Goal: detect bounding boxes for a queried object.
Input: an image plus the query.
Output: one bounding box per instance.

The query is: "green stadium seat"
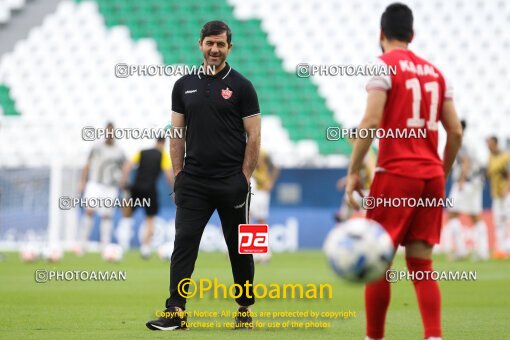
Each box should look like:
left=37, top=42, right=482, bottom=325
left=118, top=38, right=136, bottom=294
left=91, top=0, right=350, bottom=155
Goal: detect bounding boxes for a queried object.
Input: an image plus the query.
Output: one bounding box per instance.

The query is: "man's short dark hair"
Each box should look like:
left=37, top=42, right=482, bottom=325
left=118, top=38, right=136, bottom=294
left=488, top=136, right=498, bottom=144
left=381, top=3, right=414, bottom=42
left=200, top=21, right=232, bottom=44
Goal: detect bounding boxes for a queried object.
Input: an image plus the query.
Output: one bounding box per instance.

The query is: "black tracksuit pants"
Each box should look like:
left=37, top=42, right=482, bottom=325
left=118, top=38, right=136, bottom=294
left=166, top=170, right=254, bottom=309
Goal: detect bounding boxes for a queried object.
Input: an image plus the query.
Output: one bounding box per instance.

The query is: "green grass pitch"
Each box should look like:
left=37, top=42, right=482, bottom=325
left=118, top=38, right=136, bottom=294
left=1, top=251, right=509, bottom=339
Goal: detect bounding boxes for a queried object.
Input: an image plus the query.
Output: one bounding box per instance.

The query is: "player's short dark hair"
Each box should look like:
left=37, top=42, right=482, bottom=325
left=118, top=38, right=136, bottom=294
left=200, top=21, right=232, bottom=44
left=460, top=120, right=466, bottom=130
left=488, top=135, right=498, bottom=144
left=381, top=3, right=414, bottom=42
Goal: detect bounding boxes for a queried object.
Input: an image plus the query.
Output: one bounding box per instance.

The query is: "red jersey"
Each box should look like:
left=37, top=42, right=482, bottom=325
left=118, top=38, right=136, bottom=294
left=366, top=49, right=453, bottom=179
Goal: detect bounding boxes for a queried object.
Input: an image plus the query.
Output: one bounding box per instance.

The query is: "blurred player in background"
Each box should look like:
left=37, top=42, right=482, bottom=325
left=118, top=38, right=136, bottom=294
left=443, top=120, right=488, bottom=260
left=250, top=149, right=279, bottom=225
left=345, top=4, right=462, bottom=340
left=78, top=122, right=126, bottom=253
left=250, top=149, right=279, bottom=264
left=486, top=136, right=510, bottom=258
left=335, top=129, right=376, bottom=222
left=118, top=136, right=174, bottom=258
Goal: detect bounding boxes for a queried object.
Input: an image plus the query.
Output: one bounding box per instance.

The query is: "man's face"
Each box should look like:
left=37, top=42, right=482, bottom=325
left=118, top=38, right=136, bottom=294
left=199, top=32, right=231, bottom=68
left=105, top=125, right=114, bottom=144
left=487, top=138, right=498, bottom=154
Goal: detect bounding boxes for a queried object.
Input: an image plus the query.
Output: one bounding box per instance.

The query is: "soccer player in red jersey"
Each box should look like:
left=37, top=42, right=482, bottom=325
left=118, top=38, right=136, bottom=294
left=345, top=3, right=463, bottom=340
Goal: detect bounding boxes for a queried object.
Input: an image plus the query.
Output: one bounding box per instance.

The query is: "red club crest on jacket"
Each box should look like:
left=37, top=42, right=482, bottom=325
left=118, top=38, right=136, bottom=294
left=221, top=87, right=232, bottom=99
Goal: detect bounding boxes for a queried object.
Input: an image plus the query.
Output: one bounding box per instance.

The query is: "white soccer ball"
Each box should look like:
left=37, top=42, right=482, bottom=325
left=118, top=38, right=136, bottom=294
left=20, top=243, right=40, bottom=263
left=42, top=245, right=63, bottom=262
left=101, top=243, right=124, bottom=262
left=323, top=218, right=394, bottom=283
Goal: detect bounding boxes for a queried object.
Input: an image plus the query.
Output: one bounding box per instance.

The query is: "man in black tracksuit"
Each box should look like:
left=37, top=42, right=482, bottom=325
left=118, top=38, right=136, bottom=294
left=147, top=21, right=261, bottom=331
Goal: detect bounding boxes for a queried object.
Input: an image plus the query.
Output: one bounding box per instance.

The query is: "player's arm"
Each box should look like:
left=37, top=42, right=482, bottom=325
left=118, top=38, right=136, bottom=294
left=170, top=111, right=186, bottom=177
left=458, top=155, right=470, bottom=189
left=241, top=81, right=261, bottom=184
left=363, top=149, right=377, bottom=182
left=161, top=152, right=175, bottom=187
left=170, top=78, right=186, bottom=178
left=164, top=168, right=175, bottom=187
left=440, top=100, right=463, bottom=178
left=120, top=161, right=133, bottom=189
left=120, top=152, right=139, bottom=189
left=270, top=166, right=280, bottom=190
left=346, top=90, right=387, bottom=209
left=242, top=115, right=261, bottom=183
left=267, top=156, right=280, bottom=190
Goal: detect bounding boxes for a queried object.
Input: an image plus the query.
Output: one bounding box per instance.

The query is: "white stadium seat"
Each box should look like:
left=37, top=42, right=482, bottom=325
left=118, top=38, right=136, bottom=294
left=1, top=0, right=509, bottom=166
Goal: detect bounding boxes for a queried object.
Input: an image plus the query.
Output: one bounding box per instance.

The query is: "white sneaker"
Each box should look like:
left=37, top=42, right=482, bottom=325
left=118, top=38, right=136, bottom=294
left=140, top=244, right=152, bottom=259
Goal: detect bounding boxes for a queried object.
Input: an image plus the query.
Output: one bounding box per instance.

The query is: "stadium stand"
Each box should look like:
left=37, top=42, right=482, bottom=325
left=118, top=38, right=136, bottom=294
left=0, top=84, right=20, bottom=116
left=87, top=0, right=348, bottom=155
left=0, top=0, right=27, bottom=24
left=1, top=0, right=509, bottom=166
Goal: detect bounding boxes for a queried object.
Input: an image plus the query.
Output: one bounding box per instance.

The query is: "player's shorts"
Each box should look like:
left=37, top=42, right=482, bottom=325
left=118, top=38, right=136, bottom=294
left=366, top=172, right=445, bottom=247
left=130, top=187, right=159, bottom=217
left=250, top=189, right=270, bottom=220
left=83, top=181, right=119, bottom=217
left=447, top=180, right=483, bottom=215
